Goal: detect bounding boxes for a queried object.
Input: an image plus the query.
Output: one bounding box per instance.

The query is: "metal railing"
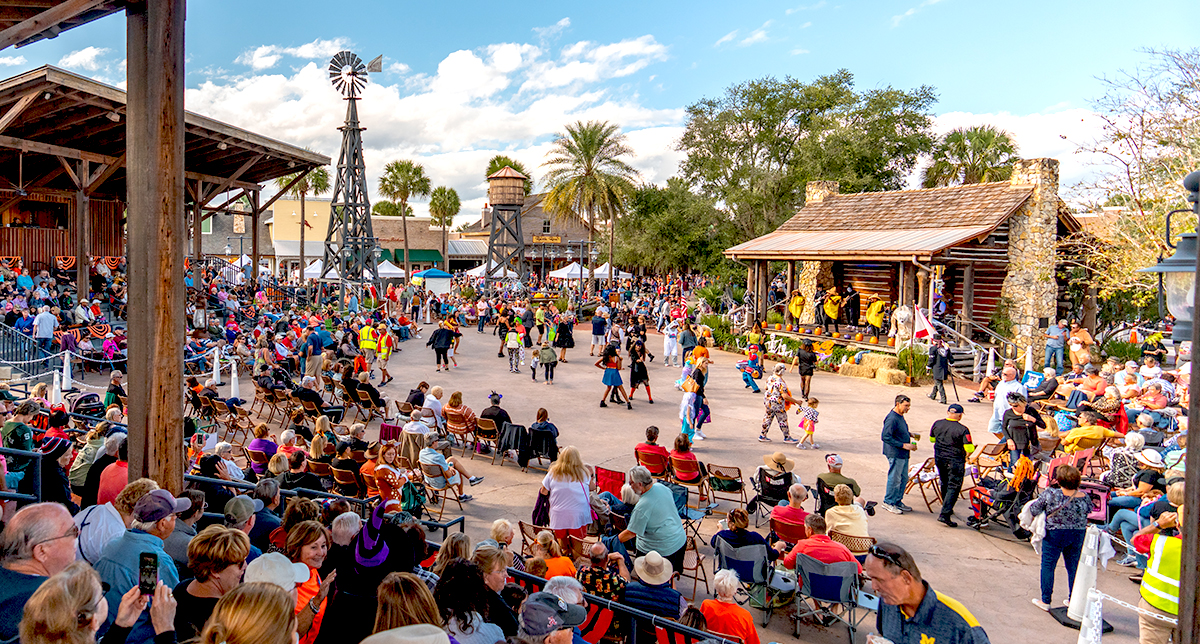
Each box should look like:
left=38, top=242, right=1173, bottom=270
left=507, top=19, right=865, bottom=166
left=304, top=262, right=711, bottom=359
left=950, top=313, right=1018, bottom=359
left=0, top=321, right=56, bottom=377
left=509, top=569, right=736, bottom=644
left=0, top=445, right=42, bottom=504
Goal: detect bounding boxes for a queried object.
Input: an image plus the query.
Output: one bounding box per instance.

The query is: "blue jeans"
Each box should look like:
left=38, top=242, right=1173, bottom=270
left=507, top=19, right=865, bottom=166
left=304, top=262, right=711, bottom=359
left=1125, top=408, right=1168, bottom=429
left=1106, top=509, right=1146, bottom=568
left=598, top=491, right=632, bottom=516
left=36, top=337, right=52, bottom=352
left=1044, top=345, right=1064, bottom=372
left=1040, top=528, right=1085, bottom=604
left=477, top=316, right=486, bottom=333
left=1108, top=495, right=1140, bottom=510
left=884, top=455, right=909, bottom=506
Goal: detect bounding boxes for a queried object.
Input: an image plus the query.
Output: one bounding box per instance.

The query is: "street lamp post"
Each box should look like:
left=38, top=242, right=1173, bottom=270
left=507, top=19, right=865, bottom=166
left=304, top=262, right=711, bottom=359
left=1139, top=168, right=1200, bottom=643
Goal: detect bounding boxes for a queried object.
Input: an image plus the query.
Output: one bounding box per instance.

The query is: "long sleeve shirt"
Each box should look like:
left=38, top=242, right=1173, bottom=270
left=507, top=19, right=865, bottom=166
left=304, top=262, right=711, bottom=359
left=881, top=410, right=910, bottom=459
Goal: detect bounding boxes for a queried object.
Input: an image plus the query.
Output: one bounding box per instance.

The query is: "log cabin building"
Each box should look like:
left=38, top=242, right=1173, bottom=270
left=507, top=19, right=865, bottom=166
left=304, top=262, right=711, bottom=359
left=725, top=158, right=1081, bottom=357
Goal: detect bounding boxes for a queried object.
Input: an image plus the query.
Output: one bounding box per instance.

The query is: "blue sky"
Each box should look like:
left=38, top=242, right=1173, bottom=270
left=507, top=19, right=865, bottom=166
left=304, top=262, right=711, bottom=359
left=1, top=0, right=1193, bottom=224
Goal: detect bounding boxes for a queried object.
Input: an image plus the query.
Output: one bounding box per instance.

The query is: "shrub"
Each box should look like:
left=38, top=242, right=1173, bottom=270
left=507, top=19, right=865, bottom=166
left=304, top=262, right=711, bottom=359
left=896, top=345, right=928, bottom=381
left=1102, top=339, right=1142, bottom=363
left=766, top=311, right=785, bottom=326
left=555, top=296, right=570, bottom=313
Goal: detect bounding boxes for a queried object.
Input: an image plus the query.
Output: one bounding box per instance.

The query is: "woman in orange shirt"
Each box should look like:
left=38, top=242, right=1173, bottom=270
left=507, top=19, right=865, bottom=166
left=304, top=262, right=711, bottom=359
left=287, top=520, right=335, bottom=644
left=701, top=569, right=761, bottom=644
left=531, top=529, right=576, bottom=578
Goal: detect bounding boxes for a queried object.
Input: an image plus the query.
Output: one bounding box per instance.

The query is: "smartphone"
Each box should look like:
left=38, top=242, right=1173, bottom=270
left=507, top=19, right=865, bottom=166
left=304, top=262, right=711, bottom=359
left=138, top=552, right=157, bottom=595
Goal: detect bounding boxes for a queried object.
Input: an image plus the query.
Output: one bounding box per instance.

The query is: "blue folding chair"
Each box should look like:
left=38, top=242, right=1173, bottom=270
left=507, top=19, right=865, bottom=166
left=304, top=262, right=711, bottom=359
left=793, top=554, right=873, bottom=642
left=712, top=537, right=794, bottom=626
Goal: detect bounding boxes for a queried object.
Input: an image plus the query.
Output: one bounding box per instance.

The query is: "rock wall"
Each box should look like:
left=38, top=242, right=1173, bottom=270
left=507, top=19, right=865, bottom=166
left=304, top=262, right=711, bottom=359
left=796, top=261, right=834, bottom=324
left=1000, top=158, right=1060, bottom=359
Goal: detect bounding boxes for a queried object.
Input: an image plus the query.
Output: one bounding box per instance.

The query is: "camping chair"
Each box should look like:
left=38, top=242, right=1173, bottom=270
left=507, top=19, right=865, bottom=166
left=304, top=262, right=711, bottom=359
left=750, top=468, right=793, bottom=527
left=330, top=466, right=362, bottom=498
left=827, top=530, right=876, bottom=565
left=711, top=536, right=787, bottom=626
left=815, top=476, right=837, bottom=515
left=706, top=464, right=747, bottom=513
left=904, top=457, right=942, bottom=512
left=517, top=520, right=546, bottom=557
left=770, top=516, right=808, bottom=548
left=634, top=449, right=671, bottom=480
left=793, top=554, right=872, bottom=642
left=419, top=461, right=464, bottom=521
left=473, top=417, right=501, bottom=463
left=678, top=536, right=709, bottom=602
left=355, top=389, right=386, bottom=423
left=595, top=466, right=625, bottom=497
left=670, top=455, right=711, bottom=509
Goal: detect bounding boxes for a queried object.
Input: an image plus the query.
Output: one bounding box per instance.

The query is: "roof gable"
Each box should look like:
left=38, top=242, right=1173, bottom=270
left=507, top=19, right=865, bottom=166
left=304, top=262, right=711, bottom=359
left=778, top=181, right=1034, bottom=232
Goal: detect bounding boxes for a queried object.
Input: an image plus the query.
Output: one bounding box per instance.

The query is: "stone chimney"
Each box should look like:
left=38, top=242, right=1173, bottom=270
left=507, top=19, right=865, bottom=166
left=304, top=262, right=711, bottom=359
left=805, top=181, right=839, bottom=204
left=1000, top=158, right=1061, bottom=357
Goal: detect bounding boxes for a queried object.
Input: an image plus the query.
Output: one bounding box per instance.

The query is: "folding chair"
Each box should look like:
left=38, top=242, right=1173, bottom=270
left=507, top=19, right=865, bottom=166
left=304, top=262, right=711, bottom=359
left=330, top=466, right=362, bottom=497
left=706, top=464, right=747, bottom=513
left=473, top=417, right=501, bottom=463
left=568, top=534, right=599, bottom=561
left=321, top=376, right=339, bottom=405
left=968, top=443, right=1008, bottom=485
left=770, top=516, right=808, bottom=547
left=341, top=383, right=365, bottom=420
left=251, top=385, right=272, bottom=417
left=245, top=448, right=270, bottom=472
left=351, top=450, right=367, bottom=464
left=711, top=536, right=788, bottom=626
left=355, top=389, right=386, bottom=423
left=595, top=466, right=625, bottom=497
left=1038, top=436, right=1062, bottom=458
left=750, top=468, right=792, bottom=527
left=443, top=406, right=475, bottom=456
left=814, top=476, right=837, bottom=515
left=678, top=536, right=709, bottom=601
left=395, top=401, right=414, bottom=422
left=634, top=449, right=671, bottom=480
left=904, top=457, right=942, bottom=513
left=793, top=554, right=871, bottom=642
left=827, top=530, right=876, bottom=565
left=419, top=461, right=464, bottom=521
left=517, top=520, right=546, bottom=557
left=670, top=455, right=711, bottom=509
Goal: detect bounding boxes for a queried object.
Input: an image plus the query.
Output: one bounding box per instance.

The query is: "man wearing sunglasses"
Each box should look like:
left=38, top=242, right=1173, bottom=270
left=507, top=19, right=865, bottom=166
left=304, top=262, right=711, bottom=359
left=0, top=503, right=80, bottom=640
left=864, top=543, right=990, bottom=643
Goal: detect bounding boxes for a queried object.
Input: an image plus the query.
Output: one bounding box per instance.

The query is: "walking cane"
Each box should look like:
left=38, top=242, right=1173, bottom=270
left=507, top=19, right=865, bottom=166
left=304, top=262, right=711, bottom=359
left=949, top=368, right=960, bottom=402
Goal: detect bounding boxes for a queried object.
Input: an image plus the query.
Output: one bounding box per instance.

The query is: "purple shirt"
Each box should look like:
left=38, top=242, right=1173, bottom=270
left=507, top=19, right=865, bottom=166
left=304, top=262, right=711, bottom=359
left=247, top=438, right=278, bottom=475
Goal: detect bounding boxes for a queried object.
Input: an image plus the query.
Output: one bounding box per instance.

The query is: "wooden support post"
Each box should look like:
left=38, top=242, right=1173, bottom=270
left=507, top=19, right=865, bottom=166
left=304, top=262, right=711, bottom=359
left=898, top=263, right=908, bottom=305
left=785, top=261, right=795, bottom=325
left=192, top=180, right=203, bottom=261
left=73, top=160, right=88, bottom=294
left=126, top=0, right=185, bottom=493
left=961, top=263, right=975, bottom=341
left=758, top=260, right=769, bottom=323
left=251, top=191, right=260, bottom=284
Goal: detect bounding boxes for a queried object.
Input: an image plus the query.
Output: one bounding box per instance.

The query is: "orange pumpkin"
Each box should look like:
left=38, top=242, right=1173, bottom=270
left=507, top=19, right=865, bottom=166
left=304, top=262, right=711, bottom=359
left=813, top=328, right=822, bottom=336
left=832, top=332, right=841, bottom=339
left=869, top=337, right=879, bottom=344
left=786, top=325, right=793, bottom=332
left=775, top=324, right=782, bottom=330
left=887, top=337, right=895, bottom=346
left=703, top=329, right=712, bottom=337
left=854, top=333, right=864, bottom=341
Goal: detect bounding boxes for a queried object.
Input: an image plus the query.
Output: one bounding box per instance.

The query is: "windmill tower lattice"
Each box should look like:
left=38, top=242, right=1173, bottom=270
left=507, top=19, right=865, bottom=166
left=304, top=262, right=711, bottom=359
left=321, top=50, right=379, bottom=304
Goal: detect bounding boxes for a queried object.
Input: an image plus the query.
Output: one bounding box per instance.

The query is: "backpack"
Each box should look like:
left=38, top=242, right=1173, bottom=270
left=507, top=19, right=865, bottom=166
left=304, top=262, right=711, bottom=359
left=400, top=481, right=426, bottom=519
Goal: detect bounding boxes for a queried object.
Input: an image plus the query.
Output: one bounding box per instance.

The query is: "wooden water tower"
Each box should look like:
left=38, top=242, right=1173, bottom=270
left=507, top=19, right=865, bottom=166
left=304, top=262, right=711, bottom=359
left=485, top=166, right=528, bottom=285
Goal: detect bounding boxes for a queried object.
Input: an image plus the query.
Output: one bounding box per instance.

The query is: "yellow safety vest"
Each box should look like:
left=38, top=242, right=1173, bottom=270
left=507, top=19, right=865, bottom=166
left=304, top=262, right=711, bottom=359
left=358, top=325, right=377, bottom=351
left=1141, top=534, right=1181, bottom=615
left=377, top=331, right=393, bottom=358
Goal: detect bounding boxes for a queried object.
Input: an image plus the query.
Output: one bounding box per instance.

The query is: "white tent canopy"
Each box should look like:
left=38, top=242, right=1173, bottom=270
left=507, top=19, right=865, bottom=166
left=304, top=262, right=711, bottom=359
left=593, top=262, right=633, bottom=279
left=232, top=254, right=253, bottom=268
left=466, top=262, right=518, bottom=278
left=302, top=259, right=374, bottom=280
left=376, top=260, right=405, bottom=278
left=548, top=262, right=587, bottom=279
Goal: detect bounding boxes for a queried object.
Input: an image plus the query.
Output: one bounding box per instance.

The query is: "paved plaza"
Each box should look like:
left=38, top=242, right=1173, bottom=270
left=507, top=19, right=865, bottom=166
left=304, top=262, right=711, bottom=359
left=151, top=322, right=1145, bottom=644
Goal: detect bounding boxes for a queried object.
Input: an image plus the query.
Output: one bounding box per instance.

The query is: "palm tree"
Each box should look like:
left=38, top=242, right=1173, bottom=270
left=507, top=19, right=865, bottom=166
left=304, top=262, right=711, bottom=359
left=273, top=160, right=330, bottom=282
left=541, top=120, right=639, bottom=292
left=486, top=155, right=534, bottom=195
left=378, top=160, right=431, bottom=280
left=428, top=186, right=461, bottom=271
left=921, top=125, right=1020, bottom=188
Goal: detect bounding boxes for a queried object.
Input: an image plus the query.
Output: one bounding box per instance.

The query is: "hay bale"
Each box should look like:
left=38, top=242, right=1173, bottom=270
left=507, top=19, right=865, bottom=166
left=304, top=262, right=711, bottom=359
left=860, top=353, right=899, bottom=371
left=837, top=363, right=877, bottom=379
left=875, top=368, right=908, bottom=386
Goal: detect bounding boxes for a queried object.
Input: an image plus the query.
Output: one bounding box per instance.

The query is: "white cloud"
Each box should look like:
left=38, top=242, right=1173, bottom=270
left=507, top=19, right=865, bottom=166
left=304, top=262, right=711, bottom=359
left=714, top=30, right=738, bottom=47
left=892, top=0, right=948, bottom=27
left=188, top=34, right=681, bottom=230
left=908, top=108, right=1105, bottom=194
left=533, top=18, right=570, bottom=40
left=799, top=21, right=813, bottom=28
left=387, top=61, right=410, bottom=75
left=739, top=22, right=772, bottom=46
left=790, top=48, right=810, bottom=55
left=786, top=1, right=826, bottom=14
left=235, top=38, right=352, bottom=70
left=0, top=56, right=25, bottom=66
left=58, top=47, right=109, bottom=71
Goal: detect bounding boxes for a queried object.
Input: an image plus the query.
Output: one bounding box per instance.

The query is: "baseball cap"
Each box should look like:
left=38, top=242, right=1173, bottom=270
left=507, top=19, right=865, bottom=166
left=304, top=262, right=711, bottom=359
left=244, top=552, right=310, bottom=590
left=224, top=495, right=264, bottom=526
left=825, top=454, right=843, bottom=468
left=518, top=592, right=587, bottom=637
left=133, top=489, right=191, bottom=523
left=1125, top=361, right=1138, bottom=368
left=947, top=403, right=964, bottom=414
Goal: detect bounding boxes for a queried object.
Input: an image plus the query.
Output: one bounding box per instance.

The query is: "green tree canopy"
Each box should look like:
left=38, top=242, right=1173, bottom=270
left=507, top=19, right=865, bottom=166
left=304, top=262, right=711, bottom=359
left=379, top=159, right=431, bottom=278
left=677, top=70, right=937, bottom=241
left=921, top=125, right=1020, bottom=187
left=486, top=155, right=534, bottom=195
left=429, top=186, right=461, bottom=270
left=614, top=178, right=738, bottom=278
left=274, top=159, right=330, bottom=273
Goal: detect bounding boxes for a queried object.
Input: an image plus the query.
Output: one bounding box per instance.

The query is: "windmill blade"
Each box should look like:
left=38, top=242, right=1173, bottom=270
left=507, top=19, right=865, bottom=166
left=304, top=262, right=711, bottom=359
left=367, top=55, right=383, bottom=73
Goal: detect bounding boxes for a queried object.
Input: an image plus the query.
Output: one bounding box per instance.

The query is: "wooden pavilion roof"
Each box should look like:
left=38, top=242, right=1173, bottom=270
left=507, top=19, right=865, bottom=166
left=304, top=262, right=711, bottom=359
left=0, top=0, right=124, bottom=51
left=0, top=65, right=330, bottom=207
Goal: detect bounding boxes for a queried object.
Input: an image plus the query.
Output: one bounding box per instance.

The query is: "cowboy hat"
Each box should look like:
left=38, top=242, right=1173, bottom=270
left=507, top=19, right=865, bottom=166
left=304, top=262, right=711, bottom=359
left=763, top=451, right=795, bottom=472
left=1135, top=448, right=1165, bottom=469
left=633, top=551, right=674, bottom=586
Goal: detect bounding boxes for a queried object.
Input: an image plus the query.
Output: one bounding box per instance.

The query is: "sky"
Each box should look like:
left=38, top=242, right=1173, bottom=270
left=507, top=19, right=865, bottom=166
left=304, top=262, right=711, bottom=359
left=1, top=0, right=1194, bottom=227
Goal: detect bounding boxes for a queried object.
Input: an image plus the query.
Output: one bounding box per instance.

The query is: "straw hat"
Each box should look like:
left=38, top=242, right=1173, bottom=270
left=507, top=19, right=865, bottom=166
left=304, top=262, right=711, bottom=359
left=1135, top=449, right=1165, bottom=469
left=763, top=452, right=796, bottom=472
left=633, top=551, right=674, bottom=586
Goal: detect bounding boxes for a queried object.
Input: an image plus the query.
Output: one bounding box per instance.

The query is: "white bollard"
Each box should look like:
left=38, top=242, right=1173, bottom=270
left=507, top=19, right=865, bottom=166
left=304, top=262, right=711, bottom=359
left=1068, top=525, right=1102, bottom=621
left=229, top=358, right=240, bottom=402
left=51, top=372, right=62, bottom=405
left=211, top=351, right=221, bottom=385
left=1024, top=345, right=1033, bottom=373
left=62, top=352, right=72, bottom=392
left=986, top=347, right=996, bottom=376
left=1075, top=587, right=1104, bottom=644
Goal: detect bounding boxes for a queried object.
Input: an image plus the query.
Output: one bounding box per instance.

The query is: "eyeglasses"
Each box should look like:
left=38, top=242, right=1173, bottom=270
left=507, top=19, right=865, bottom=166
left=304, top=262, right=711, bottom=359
left=868, top=544, right=903, bottom=569
left=34, top=524, right=80, bottom=547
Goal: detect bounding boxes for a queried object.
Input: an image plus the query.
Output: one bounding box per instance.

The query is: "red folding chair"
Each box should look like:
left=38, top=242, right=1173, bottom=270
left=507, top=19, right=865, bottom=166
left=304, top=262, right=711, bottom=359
left=595, top=466, right=624, bottom=497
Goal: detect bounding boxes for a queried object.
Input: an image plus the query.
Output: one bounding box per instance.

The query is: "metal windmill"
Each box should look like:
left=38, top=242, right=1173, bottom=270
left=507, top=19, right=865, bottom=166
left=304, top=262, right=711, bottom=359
left=321, top=50, right=381, bottom=308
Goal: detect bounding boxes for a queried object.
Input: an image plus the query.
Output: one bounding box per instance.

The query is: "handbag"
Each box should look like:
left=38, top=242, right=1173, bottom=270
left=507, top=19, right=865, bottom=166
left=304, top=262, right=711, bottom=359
left=681, top=377, right=700, bottom=393
left=532, top=490, right=551, bottom=526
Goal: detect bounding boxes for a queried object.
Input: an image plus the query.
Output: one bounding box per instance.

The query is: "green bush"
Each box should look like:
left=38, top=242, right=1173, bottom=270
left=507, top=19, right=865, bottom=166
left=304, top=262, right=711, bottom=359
left=1102, top=339, right=1142, bottom=363
left=896, top=345, right=928, bottom=381
left=766, top=311, right=785, bottom=325
left=695, top=283, right=745, bottom=311
left=555, top=296, right=570, bottom=313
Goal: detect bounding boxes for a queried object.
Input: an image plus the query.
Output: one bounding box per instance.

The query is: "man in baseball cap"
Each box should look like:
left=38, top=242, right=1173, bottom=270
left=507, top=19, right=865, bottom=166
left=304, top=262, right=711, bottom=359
left=929, top=403, right=973, bottom=527
left=224, top=496, right=265, bottom=561
left=244, top=551, right=309, bottom=600
left=517, top=591, right=586, bottom=644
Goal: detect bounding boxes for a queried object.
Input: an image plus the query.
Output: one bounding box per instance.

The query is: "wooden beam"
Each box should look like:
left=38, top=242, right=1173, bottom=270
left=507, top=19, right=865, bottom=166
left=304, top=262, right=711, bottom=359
left=196, top=153, right=261, bottom=208
left=256, top=167, right=309, bottom=214
left=74, top=159, right=88, bottom=289
left=183, top=170, right=259, bottom=193
left=251, top=191, right=260, bottom=283
left=0, top=133, right=116, bottom=164
left=0, top=90, right=36, bottom=135
left=192, top=179, right=203, bottom=260
left=125, top=0, right=185, bottom=493
left=56, top=154, right=79, bottom=188
left=0, top=0, right=109, bottom=50
left=206, top=188, right=249, bottom=215
left=84, top=152, right=123, bottom=195
left=0, top=165, right=64, bottom=211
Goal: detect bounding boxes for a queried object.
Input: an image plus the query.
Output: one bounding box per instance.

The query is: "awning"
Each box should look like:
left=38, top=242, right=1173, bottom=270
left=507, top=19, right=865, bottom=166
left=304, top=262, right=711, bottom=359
left=392, top=249, right=443, bottom=262
left=448, top=239, right=488, bottom=258
left=272, top=240, right=325, bottom=258
left=724, top=226, right=998, bottom=262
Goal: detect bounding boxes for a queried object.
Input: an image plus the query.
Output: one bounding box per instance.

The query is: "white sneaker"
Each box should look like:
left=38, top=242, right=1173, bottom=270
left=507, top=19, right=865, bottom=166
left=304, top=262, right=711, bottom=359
left=881, top=503, right=903, bottom=515
left=695, top=430, right=707, bottom=440
left=1031, top=599, right=1050, bottom=612
left=693, top=433, right=705, bottom=441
